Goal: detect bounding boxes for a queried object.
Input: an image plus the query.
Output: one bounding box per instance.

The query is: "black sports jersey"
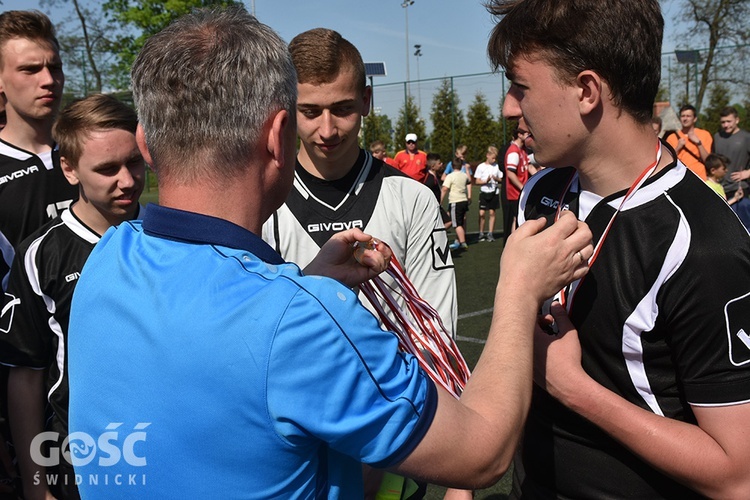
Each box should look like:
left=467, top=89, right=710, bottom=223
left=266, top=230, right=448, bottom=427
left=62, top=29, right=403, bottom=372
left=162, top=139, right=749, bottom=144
left=516, top=151, right=750, bottom=498
left=0, top=209, right=99, bottom=437
left=0, top=141, right=79, bottom=290
left=263, top=150, right=457, bottom=338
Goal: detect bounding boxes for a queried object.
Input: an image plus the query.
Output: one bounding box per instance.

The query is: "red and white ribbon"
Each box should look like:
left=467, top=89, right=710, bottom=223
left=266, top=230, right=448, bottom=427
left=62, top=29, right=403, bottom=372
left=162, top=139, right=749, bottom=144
left=359, top=250, right=470, bottom=399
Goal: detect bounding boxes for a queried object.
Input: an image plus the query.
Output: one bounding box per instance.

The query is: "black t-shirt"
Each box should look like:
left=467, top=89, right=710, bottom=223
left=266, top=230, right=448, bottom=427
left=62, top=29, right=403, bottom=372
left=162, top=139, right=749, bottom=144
left=0, top=141, right=78, bottom=288
left=517, top=153, right=750, bottom=498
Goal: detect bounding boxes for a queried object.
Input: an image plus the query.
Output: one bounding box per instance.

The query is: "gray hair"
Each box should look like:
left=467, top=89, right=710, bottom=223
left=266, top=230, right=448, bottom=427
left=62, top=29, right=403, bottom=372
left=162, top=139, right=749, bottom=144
left=131, top=6, right=297, bottom=183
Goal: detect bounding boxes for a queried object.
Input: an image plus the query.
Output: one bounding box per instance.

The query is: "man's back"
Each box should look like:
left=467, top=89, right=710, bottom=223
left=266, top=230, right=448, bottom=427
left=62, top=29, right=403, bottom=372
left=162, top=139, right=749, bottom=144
left=69, top=207, right=435, bottom=499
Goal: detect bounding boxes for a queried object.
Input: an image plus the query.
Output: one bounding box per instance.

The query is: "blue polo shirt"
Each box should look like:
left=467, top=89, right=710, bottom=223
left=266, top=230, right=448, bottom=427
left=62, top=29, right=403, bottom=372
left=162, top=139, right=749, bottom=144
left=67, top=205, right=437, bottom=499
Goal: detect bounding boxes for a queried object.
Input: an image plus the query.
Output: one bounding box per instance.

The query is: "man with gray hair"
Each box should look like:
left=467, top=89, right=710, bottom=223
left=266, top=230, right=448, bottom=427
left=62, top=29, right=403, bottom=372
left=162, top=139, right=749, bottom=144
left=67, top=6, right=591, bottom=498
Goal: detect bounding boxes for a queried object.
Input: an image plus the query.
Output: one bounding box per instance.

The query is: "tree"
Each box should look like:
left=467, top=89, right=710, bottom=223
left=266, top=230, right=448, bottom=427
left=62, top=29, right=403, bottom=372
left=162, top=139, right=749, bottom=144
left=429, top=79, right=466, bottom=162
left=361, top=112, right=394, bottom=154
left=42, top=0, right=125, bottom=93
left=669, top=0, right=750, bottom=114
left=465, top=92, right=500, bottom=163
left=394, top=95, right=426, bottom=153
left=700, top=82, right=731, bottom=134
left=102, top=0, right=240, bottom=81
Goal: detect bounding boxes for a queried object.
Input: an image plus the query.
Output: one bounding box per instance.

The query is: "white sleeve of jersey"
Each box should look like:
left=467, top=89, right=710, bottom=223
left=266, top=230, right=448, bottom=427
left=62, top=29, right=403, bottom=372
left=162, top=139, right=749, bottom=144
left=399, top=181, right=458, bottom=339
left=505, top=152, right=520, bottom=171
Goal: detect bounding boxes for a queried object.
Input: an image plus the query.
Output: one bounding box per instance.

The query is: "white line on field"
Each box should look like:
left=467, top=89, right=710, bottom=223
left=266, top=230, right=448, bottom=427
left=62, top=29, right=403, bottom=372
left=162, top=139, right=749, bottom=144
left=456, top=335, right=486, bottom=344
left=457, top=307, right=493, bottom=320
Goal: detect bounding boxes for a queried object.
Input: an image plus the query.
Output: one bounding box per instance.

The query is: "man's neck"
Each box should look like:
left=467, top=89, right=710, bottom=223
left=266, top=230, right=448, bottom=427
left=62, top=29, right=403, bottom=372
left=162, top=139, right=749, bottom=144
left=576, top=121, right=668, bottom=198
left=681, top=125, right=695, bottom=134
left=0, top=115, right=55, bottom=153
left=297, top=143, right=360, bottom=181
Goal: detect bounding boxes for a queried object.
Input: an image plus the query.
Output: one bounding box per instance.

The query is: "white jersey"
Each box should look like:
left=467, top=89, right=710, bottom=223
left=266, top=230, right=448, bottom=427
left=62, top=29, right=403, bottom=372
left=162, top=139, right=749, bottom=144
left=263, top=150, right=457, bottom=338
left=474, top=161, right=502, bottom=194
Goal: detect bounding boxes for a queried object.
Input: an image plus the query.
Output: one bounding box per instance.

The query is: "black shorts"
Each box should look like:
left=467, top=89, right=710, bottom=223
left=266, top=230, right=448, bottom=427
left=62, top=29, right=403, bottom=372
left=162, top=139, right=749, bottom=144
left=479, top=191, right=499, bottom=210
left=439, top=206, right=451, bottom=224
left=449, top=201, right=469, bottom=227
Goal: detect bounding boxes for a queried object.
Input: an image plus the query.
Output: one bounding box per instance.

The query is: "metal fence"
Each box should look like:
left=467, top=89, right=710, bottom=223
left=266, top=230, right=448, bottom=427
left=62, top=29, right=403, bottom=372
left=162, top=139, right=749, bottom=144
left=371, top=45, right=750, bottom=144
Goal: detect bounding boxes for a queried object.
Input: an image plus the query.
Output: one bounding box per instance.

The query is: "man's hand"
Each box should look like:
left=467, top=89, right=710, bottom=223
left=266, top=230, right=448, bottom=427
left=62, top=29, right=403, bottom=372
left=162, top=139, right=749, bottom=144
left=533, top=300, right=590, bottom=401
left=730, top=170, right=750, bottom=182
left=499, top=211, right=593, bottom=305
left=303, top=228, right=392, bottom=288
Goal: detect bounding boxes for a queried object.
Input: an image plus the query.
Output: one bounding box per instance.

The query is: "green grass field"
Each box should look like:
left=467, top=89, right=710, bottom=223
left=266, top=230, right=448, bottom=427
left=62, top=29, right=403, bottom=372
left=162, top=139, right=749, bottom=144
left=425, top=188, right=513, bottom=499
left=140, top=185, right=514, bottom=498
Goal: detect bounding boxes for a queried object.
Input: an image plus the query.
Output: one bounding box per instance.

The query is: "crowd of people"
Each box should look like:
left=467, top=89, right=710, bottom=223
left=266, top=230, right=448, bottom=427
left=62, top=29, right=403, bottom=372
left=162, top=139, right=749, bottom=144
left=0, top=1, right=749, bottom=499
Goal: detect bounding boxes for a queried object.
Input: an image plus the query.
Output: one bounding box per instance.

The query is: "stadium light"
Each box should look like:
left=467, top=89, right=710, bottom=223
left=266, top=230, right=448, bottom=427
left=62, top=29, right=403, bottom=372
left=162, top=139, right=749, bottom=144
left=402, top=0, right=415, bottom=97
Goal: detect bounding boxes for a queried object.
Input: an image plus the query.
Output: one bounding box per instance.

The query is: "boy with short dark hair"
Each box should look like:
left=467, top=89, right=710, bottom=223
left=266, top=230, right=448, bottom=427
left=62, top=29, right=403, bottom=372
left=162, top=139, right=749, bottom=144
left=0, top=94, right=143, bottom=499
left=705, top=153, right=743, bottom=205
left=490, top=0, right=750, bottom=496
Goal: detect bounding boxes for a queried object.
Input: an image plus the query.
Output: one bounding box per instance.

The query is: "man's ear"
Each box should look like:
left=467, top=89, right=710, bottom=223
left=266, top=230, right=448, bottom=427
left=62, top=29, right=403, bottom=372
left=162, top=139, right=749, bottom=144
left=361, top=86, right=372, bottom=118
left=266, top=108, right=292, bottom=169
left=60, top=156, right=80, bottom=186
left=136, top=124, right=154, bottom=167
left=577, top=70, right=603, bottom=116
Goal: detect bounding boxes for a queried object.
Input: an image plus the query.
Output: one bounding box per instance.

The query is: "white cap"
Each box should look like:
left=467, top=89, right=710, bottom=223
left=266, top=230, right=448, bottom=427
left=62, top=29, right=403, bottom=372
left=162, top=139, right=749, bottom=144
left=405, top=133, right=418, bottom=142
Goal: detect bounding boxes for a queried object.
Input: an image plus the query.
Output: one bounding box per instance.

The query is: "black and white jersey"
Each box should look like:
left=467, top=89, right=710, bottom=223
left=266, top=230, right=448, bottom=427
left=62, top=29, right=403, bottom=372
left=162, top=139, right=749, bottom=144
left=262, top=150, right=457, bottom=338
left=517, top=151, right=750, bottom=498
left=0, top=141, right=79, bottom=290
left=0, top=209, right=99, bottom=436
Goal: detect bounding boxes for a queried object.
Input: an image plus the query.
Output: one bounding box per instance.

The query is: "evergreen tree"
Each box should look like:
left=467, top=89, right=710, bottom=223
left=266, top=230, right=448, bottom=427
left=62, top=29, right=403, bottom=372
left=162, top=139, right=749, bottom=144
left=465, top=92, right=500, bottom=163
left=361, top=112, right=394, bottom=154
left=701, top=83, right=731, bottom=134
left=429, top=79, right=465, bottom=161
left=394, top=95, right=427, bottom=153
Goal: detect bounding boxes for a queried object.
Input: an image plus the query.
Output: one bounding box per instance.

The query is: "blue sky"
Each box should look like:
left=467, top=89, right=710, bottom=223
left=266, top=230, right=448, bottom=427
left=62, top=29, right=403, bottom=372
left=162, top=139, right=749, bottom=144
left=3, top=0, right=681, bottom=86
left=2, top=0, right=683, bottom=128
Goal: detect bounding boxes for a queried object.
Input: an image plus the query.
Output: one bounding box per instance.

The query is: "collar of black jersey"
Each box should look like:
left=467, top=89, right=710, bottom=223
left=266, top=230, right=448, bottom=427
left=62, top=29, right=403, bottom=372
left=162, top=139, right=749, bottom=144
left=141, top=204, right=284, bottom=265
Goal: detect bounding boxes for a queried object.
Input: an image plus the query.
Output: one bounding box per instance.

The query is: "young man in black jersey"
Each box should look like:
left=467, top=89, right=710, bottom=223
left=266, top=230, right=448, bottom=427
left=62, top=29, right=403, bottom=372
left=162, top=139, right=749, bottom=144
left=0, top=10, right=78, bottom=287
left=0, top=94, right=144, bottom=499
left=261, top=28, right=457, bottom=339
left=488, top=0, right=750, bottom=497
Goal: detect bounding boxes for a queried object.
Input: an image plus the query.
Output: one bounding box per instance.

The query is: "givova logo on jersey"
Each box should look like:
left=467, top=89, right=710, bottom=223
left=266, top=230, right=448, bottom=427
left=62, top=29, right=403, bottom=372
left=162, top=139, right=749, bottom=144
left=1, top=293, right=20, bottom=334
left=726, top=291, right=750, bottom=366
left=307, top=220, right=364, bottom=233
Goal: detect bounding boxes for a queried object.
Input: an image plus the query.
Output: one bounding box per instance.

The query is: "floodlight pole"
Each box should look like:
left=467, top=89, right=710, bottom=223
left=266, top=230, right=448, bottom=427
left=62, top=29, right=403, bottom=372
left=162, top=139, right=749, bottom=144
left=402, top=0, right=414, bottom=97
left=414, top=44, right=422, bottom=112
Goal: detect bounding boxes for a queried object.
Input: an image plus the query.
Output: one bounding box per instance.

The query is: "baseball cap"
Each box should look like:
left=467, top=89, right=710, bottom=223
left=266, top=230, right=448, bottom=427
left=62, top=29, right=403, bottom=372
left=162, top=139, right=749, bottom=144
left=405, top=133, right=418, bottom=142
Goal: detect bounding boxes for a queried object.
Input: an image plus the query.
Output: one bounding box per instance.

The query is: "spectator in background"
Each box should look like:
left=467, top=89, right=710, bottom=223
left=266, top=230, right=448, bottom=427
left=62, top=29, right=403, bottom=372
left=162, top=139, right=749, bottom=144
left=394, top=132, right=428, bottom=181
left=665, top=104, right=712, bottom=179
left=424, top=152, right=451, bottom=229
left=714, top=106, right=750, bottom=199
left=704, top=153, right=743, bottom=205
left=442, top=156, right=471, bottom=251
left=651, top=115, right=662, bottom=137
left=503, top=123, right=530, bottom=244
left=369, top=139, right=397, bottom=167
left=442, top=143, right=472, bottom=180
left=474, top=145, right=502, bottom=242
